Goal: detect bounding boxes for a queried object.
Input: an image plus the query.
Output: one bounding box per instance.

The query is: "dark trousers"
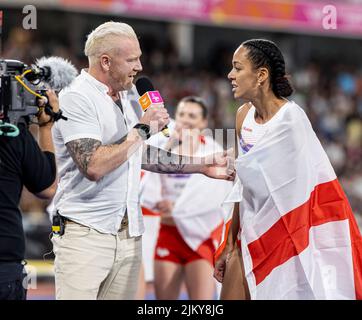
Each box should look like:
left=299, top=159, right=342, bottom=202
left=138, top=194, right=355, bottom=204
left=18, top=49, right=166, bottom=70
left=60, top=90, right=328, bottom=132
left=0, top=262, right=27, bottom=300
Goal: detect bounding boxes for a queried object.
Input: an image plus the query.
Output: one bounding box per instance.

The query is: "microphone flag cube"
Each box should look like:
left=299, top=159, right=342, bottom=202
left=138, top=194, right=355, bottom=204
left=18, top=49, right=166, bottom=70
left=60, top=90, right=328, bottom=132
left=138, top=91, right=164, bottom=111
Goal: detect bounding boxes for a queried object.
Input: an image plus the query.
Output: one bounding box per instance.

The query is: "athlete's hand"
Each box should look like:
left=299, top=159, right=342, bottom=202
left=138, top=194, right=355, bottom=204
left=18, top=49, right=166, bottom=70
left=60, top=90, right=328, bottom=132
left=214, top=250, right=231, bottom=283
left=155, top=200, right=174, bottom=217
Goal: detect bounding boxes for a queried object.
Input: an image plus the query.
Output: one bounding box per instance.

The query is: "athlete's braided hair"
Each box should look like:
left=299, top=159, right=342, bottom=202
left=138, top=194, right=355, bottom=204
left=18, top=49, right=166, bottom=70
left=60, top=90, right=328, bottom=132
left=242, top=39, right=293, bottom=98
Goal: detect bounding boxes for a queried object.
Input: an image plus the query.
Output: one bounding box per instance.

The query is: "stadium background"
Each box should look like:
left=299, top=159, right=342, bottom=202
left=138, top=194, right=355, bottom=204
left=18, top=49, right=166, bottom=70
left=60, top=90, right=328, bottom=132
left=0, top=0, right=361, bottom=300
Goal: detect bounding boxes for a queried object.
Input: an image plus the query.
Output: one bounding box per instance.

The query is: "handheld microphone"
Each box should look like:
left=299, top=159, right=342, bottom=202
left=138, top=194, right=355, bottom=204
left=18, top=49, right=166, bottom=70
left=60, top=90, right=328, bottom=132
left=135, top=76, right=170, bottom=137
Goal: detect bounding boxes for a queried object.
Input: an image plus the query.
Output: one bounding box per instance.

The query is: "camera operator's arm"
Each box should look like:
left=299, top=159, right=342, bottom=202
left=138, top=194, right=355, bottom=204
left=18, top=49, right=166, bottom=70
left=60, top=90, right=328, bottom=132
left=22, top=90, right=58, bottom=200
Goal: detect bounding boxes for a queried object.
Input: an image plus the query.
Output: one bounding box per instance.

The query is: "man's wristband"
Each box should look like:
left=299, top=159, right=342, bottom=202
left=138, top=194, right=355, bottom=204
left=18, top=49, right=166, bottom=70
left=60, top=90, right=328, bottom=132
left=133, top=123, right=151, bottom=140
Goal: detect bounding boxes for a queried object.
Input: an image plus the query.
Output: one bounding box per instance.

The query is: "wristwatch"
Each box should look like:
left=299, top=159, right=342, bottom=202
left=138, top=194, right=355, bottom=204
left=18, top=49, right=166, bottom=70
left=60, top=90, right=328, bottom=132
left=133, top=123, right=151, bottom=140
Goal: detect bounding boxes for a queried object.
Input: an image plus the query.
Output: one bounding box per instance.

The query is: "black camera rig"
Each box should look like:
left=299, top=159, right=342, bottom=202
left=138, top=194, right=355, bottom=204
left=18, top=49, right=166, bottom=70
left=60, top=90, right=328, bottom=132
left=0, top=59, right=67, bottom=137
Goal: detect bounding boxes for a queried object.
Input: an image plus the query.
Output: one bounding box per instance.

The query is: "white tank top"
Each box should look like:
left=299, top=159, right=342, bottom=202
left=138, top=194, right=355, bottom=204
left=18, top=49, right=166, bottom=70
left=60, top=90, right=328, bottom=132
left=160, top=174, right=191, bottom=203
left=239, top=101, right=291, bottom=155
left=159, top=136, right=207, bottom=202
left=239, top=105, right=268, bottom=154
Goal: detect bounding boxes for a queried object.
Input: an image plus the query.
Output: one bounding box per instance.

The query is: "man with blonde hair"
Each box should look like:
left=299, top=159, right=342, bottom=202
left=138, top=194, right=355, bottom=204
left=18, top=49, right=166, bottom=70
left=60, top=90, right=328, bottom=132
left=50, top=21, right=235, bottom=300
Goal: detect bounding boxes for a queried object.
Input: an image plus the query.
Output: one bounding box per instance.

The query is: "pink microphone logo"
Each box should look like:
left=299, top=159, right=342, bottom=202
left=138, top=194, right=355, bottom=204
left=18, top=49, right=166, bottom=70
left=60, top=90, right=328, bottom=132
left=149, top=91, right=163, bottom=104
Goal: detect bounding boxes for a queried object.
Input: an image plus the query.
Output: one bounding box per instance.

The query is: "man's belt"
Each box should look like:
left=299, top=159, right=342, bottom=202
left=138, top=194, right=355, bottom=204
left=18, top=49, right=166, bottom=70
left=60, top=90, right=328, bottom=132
left=120, top=210, right=129, bottom=229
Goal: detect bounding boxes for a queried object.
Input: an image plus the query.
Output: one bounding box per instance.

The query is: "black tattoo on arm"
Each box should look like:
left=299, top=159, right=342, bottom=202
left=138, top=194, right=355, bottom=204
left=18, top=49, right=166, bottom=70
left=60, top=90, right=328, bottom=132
left=142, top=144, right=200, bottom=174
left=66, top=138, right=101, bottom=176
left=66, top=133, right=136, bottom=177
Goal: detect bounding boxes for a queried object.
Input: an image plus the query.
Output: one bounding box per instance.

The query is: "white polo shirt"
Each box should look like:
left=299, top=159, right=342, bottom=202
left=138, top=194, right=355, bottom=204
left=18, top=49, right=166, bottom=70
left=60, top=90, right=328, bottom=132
left=49, top=69, right=145, bottom=236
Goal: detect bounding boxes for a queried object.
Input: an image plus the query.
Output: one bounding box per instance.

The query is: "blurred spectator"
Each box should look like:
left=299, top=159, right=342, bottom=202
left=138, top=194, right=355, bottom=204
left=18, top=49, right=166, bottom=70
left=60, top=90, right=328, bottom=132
left=2, top=27, right=43, bottom=64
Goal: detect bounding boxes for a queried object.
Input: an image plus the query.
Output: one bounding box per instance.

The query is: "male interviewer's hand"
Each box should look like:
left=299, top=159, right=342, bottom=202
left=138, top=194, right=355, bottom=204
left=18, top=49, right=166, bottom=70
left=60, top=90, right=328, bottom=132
left=201, top=148, right=235, bottom=181
left=37, top=90, right=60, bottom=128
left=139, top=103, right=170, bottom=135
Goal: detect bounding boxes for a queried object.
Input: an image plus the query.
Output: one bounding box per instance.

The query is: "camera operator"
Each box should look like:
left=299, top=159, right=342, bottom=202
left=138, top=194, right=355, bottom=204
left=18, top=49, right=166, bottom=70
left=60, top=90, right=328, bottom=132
left=0, top=90, right=59, bottom=300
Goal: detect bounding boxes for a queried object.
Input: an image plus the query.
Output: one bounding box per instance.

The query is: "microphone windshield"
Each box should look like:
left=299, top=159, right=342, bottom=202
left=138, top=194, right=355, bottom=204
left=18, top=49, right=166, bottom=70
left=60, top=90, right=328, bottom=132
left=136, top=76, right=154, bottom=96
left=35, top=56, right=78, bottom=91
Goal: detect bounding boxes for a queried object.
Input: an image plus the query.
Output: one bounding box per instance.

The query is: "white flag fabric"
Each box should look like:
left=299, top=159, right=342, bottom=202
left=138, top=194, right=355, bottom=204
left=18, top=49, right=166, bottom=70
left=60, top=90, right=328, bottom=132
left=221, top=101, right=362, bottom=299
left=215, top=177, right=243, bottom=258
